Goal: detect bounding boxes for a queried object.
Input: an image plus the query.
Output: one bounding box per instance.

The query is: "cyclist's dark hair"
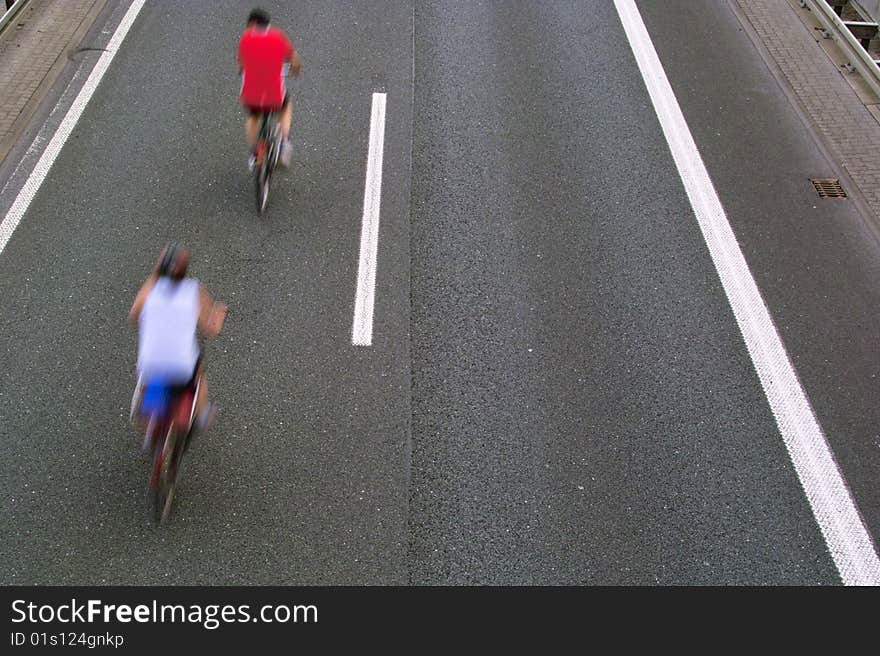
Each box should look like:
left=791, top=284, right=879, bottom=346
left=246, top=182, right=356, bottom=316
left=247, top=8, right=270, bottom=27
left=157, top=243, right=189, bottom=281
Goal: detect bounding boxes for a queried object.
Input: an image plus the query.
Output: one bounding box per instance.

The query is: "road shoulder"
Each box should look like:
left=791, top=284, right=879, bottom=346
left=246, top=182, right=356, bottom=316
left=732, top=0, right=880, bottom=243
left=0, top=0, right=108, bottom=167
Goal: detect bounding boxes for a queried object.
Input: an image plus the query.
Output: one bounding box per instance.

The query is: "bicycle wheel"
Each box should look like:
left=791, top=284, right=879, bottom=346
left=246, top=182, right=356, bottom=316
left=156, top=426, right=178, bottom=524
left=147, top=424, right=166, bottom=523
left=255, top=153, right=272, bottom=214
left=270, top=126, right=282, bottom=169
left=256, top=165, right=270, bottom=213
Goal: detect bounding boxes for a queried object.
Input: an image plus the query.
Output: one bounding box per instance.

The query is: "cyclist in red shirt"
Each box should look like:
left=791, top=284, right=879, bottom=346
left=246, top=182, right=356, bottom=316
left=237, top=8, right=301, bottom=171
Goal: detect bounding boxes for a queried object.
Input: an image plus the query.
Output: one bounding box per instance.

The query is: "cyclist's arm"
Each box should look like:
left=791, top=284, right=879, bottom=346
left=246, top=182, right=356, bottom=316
left=236, top=34, right=245, bottom=76
left=288, top=50, right=301, bottom=78
left=281, top=31, right=300, bottom=78
left=198, top=285, right=227, bottom=338
left=128, top=275, right=157, bottom=325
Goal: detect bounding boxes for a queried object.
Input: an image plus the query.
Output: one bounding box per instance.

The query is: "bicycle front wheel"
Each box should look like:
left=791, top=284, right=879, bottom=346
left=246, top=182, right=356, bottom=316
left=156, top=427, right=178, bottom=524
left=147, top=424, right=164, bottom=522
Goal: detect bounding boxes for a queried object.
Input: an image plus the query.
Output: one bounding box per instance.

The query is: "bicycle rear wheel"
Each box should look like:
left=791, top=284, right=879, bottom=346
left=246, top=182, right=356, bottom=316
left=255, top=158, right=271, bottom=214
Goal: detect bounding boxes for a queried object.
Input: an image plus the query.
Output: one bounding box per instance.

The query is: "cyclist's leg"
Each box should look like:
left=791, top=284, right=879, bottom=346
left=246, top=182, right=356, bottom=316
left=191, top=360, right=217, bottom=432
left=245, top=107, right=264, bottom=171
left=245, top=106, right=261, bottom=151
left=279, top=94, right=293, bottom=166
left=280, top=93, right=292, bottom=141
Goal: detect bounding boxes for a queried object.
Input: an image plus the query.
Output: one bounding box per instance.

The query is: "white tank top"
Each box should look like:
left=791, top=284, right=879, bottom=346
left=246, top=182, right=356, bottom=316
left=137, top=277, right=200, bottom=383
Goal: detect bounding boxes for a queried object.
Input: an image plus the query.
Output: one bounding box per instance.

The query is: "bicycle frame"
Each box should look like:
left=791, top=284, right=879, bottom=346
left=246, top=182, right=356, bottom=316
left=133, top=377, right=199, bottom=523
left=146, top=385, right=196, bottom=480
left=255, top=112, right=280, bottom=165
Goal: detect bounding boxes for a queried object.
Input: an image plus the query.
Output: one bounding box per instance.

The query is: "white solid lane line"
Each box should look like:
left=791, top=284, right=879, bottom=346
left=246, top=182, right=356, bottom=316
left=0, top=0, right=147, bottom=256
left=614, top=0, right=880, bottom=585
left=352, top=92, right=387, bottom=346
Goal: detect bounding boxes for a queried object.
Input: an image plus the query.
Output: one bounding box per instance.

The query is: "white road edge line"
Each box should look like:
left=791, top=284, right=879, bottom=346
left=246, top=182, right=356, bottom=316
left=614, top=0, right=880, bottom=585
left=352, top=92, right=387, bottom=346
left=0, top=0, right=146, bottom=256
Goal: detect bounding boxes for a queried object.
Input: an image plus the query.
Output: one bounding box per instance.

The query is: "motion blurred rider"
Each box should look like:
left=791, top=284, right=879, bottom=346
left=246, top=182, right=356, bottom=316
left=129, top=244, right=227, bottom=433
left=237, top=7, right=302, bottom=171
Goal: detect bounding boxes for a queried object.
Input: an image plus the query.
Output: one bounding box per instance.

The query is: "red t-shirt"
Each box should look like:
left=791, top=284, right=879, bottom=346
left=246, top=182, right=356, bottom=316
left=237, top=26, right=294, bottom=109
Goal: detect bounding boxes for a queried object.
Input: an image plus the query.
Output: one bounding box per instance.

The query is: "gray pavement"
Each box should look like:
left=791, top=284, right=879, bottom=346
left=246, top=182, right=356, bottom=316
left=640, top=0, right=880, bottom=557
left=0, top=0, right=414, bottom=584
left=407, top=0, right=843, bottom=585
left=0, top=0, right=878, bottom=585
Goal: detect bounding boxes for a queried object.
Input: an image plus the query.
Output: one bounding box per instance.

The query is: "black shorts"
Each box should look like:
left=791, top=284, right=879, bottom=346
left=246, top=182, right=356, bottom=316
left=168, top=355, right=203, bottom=395
left=244, top=92, right=290, bottom=118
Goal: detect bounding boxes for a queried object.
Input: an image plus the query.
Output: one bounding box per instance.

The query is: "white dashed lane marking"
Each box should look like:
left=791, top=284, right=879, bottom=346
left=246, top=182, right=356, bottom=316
left=352, top=91, right=387, bottom=347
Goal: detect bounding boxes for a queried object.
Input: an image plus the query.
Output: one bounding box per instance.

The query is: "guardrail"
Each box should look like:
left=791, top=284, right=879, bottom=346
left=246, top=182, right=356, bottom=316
left=854, top=0, right=880, bottom=23
left=0, top=0, right=31, bottom=36
left=801, top=0, right=880, bottom=98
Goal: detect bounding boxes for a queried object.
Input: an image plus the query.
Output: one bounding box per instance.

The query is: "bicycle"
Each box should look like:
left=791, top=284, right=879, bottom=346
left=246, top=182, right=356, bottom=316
left=253, top=110, right=283, bottom=214
left=130, top=376, right=200, bottom=524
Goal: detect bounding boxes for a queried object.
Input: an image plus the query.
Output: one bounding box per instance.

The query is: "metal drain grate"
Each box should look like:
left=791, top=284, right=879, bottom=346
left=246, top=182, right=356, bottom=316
left=811, top=178, right=847, bottom=198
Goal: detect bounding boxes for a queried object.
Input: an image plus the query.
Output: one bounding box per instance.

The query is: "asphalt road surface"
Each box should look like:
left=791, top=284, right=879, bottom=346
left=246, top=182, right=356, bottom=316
left=1, top=0, right=878, bottom=585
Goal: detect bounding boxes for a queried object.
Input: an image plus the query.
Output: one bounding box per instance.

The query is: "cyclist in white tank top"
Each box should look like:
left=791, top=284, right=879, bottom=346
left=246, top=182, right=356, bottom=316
left=137, top=277, right=201, bottom=384
left=129, top=245, right=227, bottom=431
